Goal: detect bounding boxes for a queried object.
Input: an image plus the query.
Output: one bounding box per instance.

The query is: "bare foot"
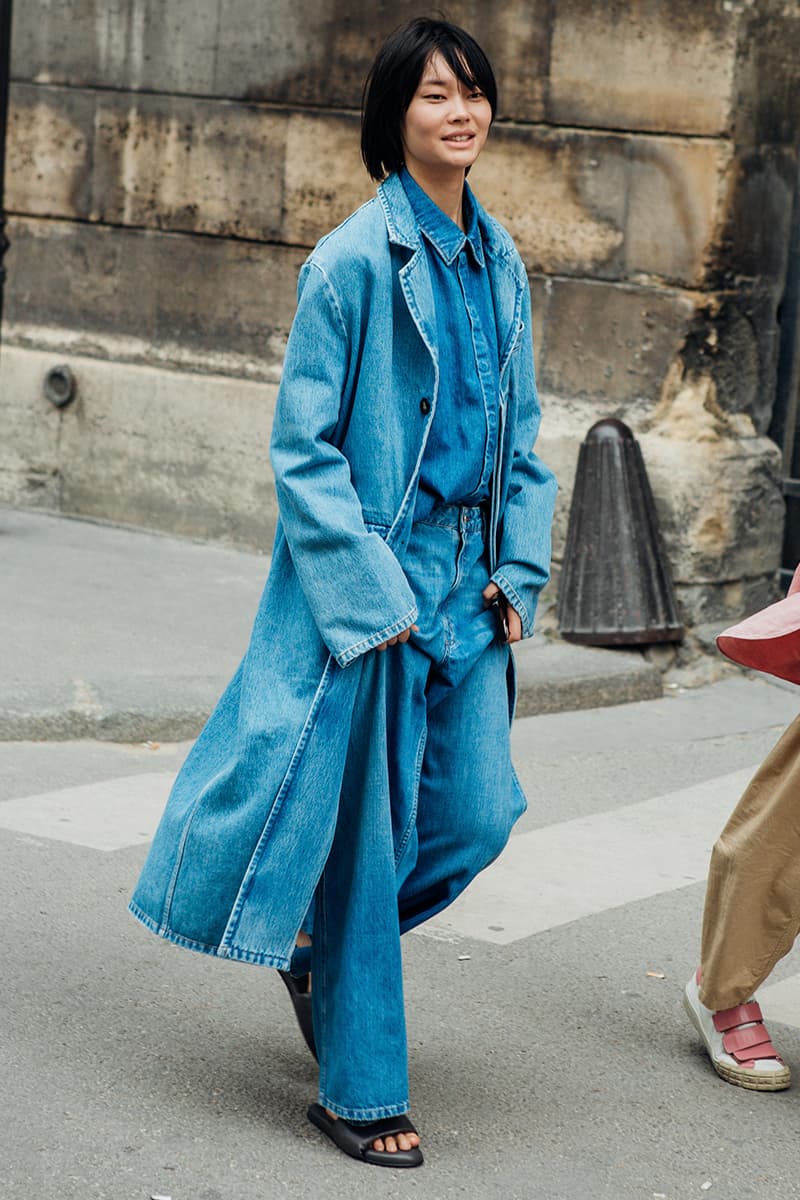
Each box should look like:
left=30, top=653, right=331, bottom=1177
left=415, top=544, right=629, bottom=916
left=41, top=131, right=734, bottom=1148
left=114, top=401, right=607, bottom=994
left=324, top=1109, right=421, bottom=1154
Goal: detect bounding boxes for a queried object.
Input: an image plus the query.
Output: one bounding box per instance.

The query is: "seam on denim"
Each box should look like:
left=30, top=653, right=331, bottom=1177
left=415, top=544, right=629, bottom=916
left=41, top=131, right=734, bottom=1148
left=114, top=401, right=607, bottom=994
left=441, top=610, right=455, bottom=667
left=316, top=873, right=330, bottom=1087
left=511, top=766, right=528, bottom=816
left=306, top=261, right=348, bottom=342
left=219, top=656, right=335, bottom=950
left=335, top=605, right=419, bottom=667
left=492, top=571, right=531, bottom=636
left=395, top=724, right=427, bottom=868
left=127, top=901, right=289, bottom=968
left=308, top=193, right=379, bottom=257
left=318, top=1094, right=411, bottom=1122
left=159, top=762, right=229, bottom=930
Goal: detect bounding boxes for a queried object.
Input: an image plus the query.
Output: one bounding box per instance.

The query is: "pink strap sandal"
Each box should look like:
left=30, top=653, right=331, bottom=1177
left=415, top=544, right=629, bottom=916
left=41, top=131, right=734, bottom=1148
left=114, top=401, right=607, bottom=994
left=684, top=970, right=791, bottom=1091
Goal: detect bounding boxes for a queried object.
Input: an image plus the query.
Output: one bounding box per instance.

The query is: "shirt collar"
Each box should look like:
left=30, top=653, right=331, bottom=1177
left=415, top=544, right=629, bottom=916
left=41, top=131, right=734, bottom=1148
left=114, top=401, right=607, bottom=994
left=400, top=167, right=484, bottom=268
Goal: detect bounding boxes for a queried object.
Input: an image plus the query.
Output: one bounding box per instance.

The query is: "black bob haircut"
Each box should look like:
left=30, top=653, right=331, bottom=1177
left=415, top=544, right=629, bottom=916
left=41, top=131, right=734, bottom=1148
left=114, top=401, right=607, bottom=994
left=361, top=18, right=498, bottom=182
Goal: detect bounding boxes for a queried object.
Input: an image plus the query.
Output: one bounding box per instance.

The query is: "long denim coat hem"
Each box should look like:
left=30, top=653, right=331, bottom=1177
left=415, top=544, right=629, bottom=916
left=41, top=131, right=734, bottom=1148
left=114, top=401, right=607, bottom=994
left=129, top=172, right=557, bottom=966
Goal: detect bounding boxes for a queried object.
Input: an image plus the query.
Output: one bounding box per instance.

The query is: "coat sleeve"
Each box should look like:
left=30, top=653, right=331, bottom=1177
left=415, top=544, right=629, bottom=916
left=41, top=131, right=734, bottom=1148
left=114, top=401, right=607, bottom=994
left=490, top=275, right=558, bottom=639
left=270, top=260, right=417, bottom=667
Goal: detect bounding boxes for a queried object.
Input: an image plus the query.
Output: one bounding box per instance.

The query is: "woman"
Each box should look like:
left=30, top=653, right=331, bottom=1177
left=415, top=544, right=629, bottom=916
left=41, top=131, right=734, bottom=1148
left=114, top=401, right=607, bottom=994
left=684, top=566, right=800, bottom=1092
left=129, top=17, right=556, bottom=1168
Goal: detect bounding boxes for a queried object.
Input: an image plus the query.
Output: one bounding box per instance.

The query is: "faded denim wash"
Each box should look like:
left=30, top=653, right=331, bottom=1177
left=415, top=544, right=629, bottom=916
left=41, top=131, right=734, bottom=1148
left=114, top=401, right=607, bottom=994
left=305, top=503, right=525, bottom=1120
left=399, top=168, right=499, bottom=514
left=129, top=171, right=557, bottom=972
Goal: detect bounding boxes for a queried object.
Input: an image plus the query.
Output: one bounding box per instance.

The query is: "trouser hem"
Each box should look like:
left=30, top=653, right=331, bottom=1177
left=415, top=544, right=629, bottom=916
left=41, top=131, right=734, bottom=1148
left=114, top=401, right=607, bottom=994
left=318, top=1093, right=411, bottom=1122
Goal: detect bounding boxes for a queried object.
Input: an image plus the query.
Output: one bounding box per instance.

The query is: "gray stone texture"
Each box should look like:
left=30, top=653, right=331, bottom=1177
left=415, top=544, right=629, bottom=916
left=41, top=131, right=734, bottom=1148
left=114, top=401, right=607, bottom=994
left=5, top=0, right=800, bottom=628
left=4, top=217, right=304, bottom=367
left=1, top=347, right=279, bottom=547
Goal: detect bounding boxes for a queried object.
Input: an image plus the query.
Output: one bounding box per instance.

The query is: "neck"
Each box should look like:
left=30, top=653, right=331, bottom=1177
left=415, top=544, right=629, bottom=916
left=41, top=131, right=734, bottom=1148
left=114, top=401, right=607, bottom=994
left=404, top=162, right=467, bottom=230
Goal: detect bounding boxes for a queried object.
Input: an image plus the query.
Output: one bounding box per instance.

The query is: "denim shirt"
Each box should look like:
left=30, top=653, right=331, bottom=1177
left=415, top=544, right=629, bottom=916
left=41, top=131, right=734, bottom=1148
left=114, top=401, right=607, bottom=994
left=400, top=168, right=499, bottom=517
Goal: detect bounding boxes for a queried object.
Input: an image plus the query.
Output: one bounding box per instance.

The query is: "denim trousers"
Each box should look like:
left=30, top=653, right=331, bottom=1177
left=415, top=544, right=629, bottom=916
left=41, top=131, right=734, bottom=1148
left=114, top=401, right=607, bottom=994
left=290, top=503, right=527, bottom=1121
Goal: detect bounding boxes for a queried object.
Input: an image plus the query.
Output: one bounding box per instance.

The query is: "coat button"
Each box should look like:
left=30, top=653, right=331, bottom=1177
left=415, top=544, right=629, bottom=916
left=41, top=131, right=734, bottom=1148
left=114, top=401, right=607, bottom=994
left=419, top=397, right=431, bottom=415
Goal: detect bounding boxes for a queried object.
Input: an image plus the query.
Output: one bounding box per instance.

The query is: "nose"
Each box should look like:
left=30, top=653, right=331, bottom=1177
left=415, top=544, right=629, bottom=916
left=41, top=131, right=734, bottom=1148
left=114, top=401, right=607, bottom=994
left=448, top=91, right=470, bottom=122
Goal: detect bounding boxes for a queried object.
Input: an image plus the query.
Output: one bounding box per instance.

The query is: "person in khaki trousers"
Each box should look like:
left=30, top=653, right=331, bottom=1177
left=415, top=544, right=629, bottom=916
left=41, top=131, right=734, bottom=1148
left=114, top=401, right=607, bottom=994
left=684, top=567, right=800, bottom=1091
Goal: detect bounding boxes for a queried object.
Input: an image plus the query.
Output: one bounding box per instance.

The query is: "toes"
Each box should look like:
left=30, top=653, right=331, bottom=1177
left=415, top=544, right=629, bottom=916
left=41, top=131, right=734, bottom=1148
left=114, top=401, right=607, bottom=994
left=374, top=1133, right=419, bottom=1153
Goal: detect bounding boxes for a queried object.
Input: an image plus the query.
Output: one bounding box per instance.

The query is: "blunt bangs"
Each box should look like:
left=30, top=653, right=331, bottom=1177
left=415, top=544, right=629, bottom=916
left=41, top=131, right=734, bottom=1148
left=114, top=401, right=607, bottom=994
left=361, top=18, right=498, bottom=182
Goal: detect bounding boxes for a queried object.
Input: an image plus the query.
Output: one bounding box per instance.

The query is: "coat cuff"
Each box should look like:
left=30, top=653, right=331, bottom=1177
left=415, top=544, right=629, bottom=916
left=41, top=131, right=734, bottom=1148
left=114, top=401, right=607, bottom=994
left=334, top=605, right=419, bottom=667
left=490, top=569, right=536, bottom=640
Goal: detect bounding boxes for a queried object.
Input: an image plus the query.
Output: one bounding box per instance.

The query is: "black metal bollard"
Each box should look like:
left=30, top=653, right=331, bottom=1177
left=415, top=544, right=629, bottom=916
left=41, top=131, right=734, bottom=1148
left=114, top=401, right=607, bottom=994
left=557, top=418, right=683, bottom=645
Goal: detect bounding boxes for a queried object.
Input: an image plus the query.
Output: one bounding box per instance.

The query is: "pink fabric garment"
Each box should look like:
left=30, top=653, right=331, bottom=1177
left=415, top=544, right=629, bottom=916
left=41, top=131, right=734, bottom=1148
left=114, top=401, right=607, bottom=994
left=716, top=565, right=800, bottom=684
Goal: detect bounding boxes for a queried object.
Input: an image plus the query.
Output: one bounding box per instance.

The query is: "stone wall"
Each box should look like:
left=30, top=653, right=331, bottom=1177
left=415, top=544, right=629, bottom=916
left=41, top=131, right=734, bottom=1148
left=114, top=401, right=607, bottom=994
left=3, top=1, right=799, bottom=622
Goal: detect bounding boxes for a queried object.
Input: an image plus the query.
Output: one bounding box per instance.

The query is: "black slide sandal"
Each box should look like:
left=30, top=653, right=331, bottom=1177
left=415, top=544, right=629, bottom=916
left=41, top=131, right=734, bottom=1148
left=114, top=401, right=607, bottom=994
left=307, top=1102, right=424, bottom=1167
left=278, top=970, right=317, bottom=1062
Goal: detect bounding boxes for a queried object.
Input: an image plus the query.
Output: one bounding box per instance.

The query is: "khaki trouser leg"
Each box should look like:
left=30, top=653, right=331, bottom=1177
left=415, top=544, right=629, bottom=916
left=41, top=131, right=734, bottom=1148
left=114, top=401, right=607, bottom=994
left=700, top=712, right=800, bottom=1012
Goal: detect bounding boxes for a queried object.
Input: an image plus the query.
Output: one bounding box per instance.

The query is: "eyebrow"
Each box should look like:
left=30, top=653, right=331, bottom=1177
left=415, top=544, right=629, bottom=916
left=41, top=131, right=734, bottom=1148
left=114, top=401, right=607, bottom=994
left=420, top=75, right=478, bottom=87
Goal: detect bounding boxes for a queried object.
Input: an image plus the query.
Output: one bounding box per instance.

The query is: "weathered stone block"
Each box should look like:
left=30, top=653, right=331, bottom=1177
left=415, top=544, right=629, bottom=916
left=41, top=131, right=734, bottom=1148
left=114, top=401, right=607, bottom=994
left=715, top=146, right=797, bottom=286
left=8, top=348, right=281, bottom=549
left=733, top=0, right=800, bottom=146
left=8, top=87, right=731, bottom=289
left=6, top=83, right=95, bottom=218
left=473, top=127, right=728, bottom=287
left=624, top=138, right=732, bottom=286
left=92, top=93, right=288, bottom=240
left=674, top=575, right=782, bottom=628
left=0, top=346, right=62, bottom=509
left=282, top=111, right=372, bottom=247
left=536, top=278, right=699, bottom=407
left=12, top=0, right=550, bottom=118
left=5, top=218, right=305, bottom=369
left=638, top=429, right=784, bottom=585
left=549, top=0, right=739, bottom=135
left=11, top=0, right=220, bottom=96
left=471, top=128, right=627, bottom=278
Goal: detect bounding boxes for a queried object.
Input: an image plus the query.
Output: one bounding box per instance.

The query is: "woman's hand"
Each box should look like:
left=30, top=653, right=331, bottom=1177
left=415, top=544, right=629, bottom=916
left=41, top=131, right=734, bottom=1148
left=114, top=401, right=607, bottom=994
left=482, top=582, right=522, bottom=644
left=375, top=623, right=419, bottom=652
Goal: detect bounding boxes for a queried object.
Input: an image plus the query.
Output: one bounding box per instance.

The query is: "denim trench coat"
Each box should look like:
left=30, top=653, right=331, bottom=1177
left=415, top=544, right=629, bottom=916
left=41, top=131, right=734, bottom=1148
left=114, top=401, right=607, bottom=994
left=129, top=172, right=557, bottom=968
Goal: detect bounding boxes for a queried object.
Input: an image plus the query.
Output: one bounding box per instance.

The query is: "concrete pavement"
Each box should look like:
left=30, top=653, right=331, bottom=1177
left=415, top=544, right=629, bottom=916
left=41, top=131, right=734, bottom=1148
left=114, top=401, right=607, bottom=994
left=4, top=500, right=800, bottom=1197
left=1, top=505, right=663, bottom=740
left=3, top=677, right=800, bottom=1199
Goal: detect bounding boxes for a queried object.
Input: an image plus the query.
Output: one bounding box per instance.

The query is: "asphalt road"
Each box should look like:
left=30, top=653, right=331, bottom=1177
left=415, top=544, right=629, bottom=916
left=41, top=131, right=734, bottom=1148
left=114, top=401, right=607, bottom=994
left=3, top=676, right=800, bottom=1200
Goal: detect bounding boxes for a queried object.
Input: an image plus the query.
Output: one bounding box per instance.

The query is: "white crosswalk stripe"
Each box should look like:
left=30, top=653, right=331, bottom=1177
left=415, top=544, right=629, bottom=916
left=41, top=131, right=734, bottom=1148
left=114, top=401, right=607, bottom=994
left=1, top=764, right=754, bottom=919
left=754, top=974, right=800, bottom=1028
left=6, top=760, right=800, bottom=1030
left=0, top=773, right=173, bottom=851
left=419, top=767, right=755, bottom=946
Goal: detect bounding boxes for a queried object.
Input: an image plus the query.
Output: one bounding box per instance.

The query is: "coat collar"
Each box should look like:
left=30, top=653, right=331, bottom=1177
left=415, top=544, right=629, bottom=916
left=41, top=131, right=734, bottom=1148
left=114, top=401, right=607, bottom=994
left=377, top=171, right=526, bottom=374
left=398, top=167, right=485, bottom=267
left=378, top=171, right=510, bottom=268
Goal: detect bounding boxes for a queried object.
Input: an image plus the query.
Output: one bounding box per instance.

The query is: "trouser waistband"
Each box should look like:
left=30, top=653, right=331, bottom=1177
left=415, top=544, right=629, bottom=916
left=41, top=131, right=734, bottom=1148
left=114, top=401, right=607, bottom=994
left=412, top=502, right=488, bottom=534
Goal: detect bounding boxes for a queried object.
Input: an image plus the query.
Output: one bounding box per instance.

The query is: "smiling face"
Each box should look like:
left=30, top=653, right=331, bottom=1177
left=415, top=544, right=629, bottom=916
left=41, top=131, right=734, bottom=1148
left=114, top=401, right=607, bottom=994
left=401, top=51, right=492, bottom=181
